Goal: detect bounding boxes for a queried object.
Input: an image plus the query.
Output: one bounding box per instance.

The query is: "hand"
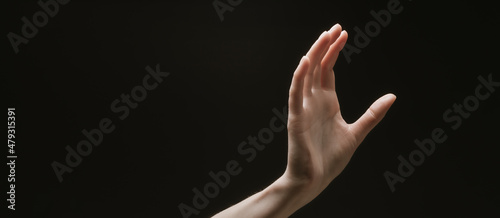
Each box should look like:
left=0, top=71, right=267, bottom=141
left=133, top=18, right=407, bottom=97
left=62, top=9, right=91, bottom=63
left=282, top=24, right=396, bottom=203
left=214, top=23, right=396, bottom=218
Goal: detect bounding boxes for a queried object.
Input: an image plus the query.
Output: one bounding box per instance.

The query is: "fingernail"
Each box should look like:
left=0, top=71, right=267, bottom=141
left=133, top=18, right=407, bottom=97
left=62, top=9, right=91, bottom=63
left=328, top=23, right=340, bottom=32
left=339, top=31, right=347, bottom=45
left=317, top=31, right=327, bottom=40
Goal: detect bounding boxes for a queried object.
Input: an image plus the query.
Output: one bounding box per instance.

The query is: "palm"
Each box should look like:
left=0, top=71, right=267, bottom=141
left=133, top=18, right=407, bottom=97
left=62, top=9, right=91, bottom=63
left=284, top=24, right=396, bottom=199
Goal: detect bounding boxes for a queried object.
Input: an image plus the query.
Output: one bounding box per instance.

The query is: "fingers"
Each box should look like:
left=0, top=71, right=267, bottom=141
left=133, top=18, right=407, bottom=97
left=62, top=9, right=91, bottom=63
left=289, top=56, right=311, bottom=115
left=321, top=30, right=348, bottom=90
left=349, top=94, right=397, bottom=145
left=301, top=24, right=348, bottom=96
left=304, top=31, right=331, bottom=96
left=312, top=25, right=341, bottom=89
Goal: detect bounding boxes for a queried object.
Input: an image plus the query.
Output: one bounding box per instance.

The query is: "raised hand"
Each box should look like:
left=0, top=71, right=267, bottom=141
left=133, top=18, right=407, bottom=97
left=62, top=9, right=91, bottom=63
left=283, top=23, right=396, bottom=204
left=214, top=23, right=396, bottom=218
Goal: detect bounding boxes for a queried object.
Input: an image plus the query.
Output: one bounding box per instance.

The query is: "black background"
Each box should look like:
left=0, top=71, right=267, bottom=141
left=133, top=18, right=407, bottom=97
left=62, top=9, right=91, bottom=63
left=3, top=0, right=500, bottom=217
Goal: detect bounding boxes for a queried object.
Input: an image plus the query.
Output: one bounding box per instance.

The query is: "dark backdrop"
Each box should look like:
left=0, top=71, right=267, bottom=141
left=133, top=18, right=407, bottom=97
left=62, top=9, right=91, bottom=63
left=3, top=0, right=499, bottom=217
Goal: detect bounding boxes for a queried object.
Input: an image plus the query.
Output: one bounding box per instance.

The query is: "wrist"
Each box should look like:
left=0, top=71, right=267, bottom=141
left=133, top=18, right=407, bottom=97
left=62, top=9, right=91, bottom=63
left=213, top=174, right=315, bottom=218
left=261, top=174, right=317, bottom=216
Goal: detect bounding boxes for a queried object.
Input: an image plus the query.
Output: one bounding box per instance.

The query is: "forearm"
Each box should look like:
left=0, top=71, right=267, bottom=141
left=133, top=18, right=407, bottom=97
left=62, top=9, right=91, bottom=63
left=212, top=175, right=313, bottom=218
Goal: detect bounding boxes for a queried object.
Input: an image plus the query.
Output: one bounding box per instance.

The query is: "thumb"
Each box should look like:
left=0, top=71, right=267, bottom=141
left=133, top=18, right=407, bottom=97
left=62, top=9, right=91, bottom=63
left=349, top=93, right=397, bottom=145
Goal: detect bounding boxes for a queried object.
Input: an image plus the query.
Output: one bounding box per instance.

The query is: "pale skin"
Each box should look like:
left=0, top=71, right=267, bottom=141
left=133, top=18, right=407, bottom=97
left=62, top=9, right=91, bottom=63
left=213, top=24, right=397, bottom=218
